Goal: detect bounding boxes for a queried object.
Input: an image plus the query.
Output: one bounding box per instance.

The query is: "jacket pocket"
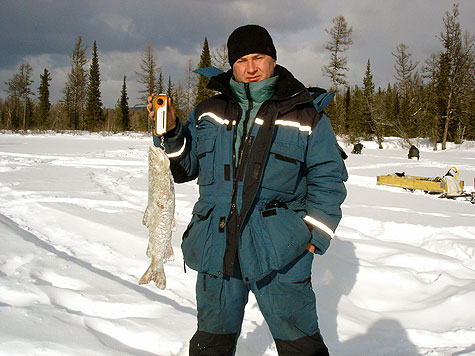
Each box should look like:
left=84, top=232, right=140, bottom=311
left=197, top=138, right=216, bottom=186
left=252, top=205, right=311, bottom=273
left=261, top=141, right=305, bottom=194
left=181, top=201, right=215, bottom=271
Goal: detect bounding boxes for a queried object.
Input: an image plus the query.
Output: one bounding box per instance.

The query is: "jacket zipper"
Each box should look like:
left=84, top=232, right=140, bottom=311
left=236, top=83, right=254, bottom=180
left=225, top=83, right=254, bottom=275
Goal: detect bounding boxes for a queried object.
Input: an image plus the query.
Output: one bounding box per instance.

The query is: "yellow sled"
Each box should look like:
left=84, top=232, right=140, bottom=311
left=377, top=172, right=464, bottom=194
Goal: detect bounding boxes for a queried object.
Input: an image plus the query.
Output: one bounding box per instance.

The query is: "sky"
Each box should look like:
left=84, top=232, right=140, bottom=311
left=0, top=0, right=474, bottom=108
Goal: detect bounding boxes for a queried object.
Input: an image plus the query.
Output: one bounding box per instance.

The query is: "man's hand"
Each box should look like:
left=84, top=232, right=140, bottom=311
left=307, top=243, right=316, bottom=254
left=147, top=94, right=177, bottom=133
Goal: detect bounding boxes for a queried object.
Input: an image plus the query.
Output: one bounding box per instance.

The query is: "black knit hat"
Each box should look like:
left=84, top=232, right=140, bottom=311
left=227, top=24, right=277, bottom=66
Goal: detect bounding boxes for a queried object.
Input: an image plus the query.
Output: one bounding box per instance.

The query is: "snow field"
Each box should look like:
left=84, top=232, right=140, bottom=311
left=0, top=133, right=474, bottom=355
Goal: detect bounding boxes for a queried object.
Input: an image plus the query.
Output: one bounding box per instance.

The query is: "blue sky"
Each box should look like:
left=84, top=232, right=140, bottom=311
left=1, top=0, right=474, bottom=107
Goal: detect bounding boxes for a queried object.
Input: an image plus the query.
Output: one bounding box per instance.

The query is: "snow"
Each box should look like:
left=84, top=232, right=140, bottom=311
left=0, top=132, right=474, bottom=356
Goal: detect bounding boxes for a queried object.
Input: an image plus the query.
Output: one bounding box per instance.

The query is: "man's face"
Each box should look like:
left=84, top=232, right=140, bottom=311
left=232, top=53, right=276, bottom=83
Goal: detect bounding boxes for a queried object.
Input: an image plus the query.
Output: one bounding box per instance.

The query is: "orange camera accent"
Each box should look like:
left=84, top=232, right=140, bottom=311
left=153, top=95, right=167, bottom=136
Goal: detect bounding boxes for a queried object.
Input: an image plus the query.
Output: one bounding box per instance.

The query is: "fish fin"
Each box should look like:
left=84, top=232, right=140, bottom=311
left=138, top=263, right=166, bottom=289
left=165, top=243, right=175, bottom=262
left=142, top=207, right=149, bottom=226
left=145, top=243, right=153, bottom=258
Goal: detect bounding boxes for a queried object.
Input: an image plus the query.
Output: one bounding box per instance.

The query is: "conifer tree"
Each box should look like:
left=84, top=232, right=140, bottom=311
left=194, top=37, right=213, bottom=106
left=322, top=15, right=353, bottom=93
left=363, top=60, right=374, bottom=98
left=172, top=81, right=186, bottom=122
left=136, top=41, right=159, bottom=103
left=119, top=76, right=129, bottom=131
left=85, top=41, right=104, bottom=131
left=166, top=76, right=174, bottom=98
left=363, top=59, right=383, bottom=148
left=157, top=70, right=164, bottom=94
left=64, top=36, right=88, bottom=130
left=392, top=43, right=419, bottom=141
left=392, top=43, right=418, bottom=97
left=347, top=85, right=368, bottom=140
left=38, top=68, right=51, bottom=129
left=343, top=87, right=351, bottom=133
left=422, top=53, right=442, bottom=149
left=381, top=84, right=397, bottom=137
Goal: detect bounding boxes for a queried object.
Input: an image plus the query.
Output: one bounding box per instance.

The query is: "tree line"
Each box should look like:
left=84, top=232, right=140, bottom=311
left=1, top=3, right=473, bottom=150
left=324, top=4, right=474, bottom=150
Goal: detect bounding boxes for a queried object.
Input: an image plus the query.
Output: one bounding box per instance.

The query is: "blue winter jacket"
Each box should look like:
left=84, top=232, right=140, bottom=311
left=158, top=65, right=347, bottom=283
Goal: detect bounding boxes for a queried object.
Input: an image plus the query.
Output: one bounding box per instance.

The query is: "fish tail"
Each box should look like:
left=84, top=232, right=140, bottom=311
left=138, top=263, right=166, bottom=289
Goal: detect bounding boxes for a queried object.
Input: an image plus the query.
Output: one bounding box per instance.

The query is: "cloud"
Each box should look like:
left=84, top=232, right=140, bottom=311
left=1, top=0, right=474, bottom=107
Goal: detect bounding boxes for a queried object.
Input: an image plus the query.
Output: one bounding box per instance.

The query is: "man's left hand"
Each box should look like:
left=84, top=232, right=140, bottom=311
left=307, top=243, right=316, bottom=254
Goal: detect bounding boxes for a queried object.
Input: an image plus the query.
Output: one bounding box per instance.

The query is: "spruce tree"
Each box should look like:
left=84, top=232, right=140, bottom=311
left=157, top=70, right=164, bottom=94
left=166, top=76, right=174, bottom=98
left=422, top=53, right=442, bottom=150
left=119, top=76, right=129, bottom=131
left=85, top=41, right=104, bottom=131
left=382, top=84, right=397, bottom=138
left=38, top=68, right=51, bottom=129
left=347, top=85, right=365, bottom=141
left=194, top=37, right=213, bottom=106
left=363, top=59, right=383, bottom=148
left=172, top=81, right=186, bottom=122
left=343, top=87, right=351, bottom=133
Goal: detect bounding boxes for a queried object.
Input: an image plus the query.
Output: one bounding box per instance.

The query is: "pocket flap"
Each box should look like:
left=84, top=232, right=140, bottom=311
left=197, top=138, right=215, bottom=156
left=192, top=201, right=215, bottom=219
left=270, top=141, right=305, bottom=163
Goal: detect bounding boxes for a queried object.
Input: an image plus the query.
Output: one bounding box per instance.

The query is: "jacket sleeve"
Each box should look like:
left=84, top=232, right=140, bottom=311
left=304, top=114, right=348, bottom=254
left=153, top=107, right=199, bottom=183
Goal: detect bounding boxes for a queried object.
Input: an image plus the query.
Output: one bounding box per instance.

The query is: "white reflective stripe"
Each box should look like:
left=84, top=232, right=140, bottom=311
left=198, top=112, right=234, bottom=126
left=167, top=137, right=186, bottom=158
left=275, top=120, right=312, bottom=134
left=255, top=118, right=264, bottom=125
left=303, top=215, right=334, bottom=238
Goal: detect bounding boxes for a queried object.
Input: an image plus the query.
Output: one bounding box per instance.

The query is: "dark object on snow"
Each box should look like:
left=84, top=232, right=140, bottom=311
left=352, top=142, right=363, bottom=154
left=408, top=145, right=420, bottom=160
left=395, top=172, right=405, bottom=177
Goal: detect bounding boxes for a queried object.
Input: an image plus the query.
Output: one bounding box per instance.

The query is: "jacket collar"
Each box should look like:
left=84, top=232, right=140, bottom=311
left=207, top=64, right=312, bottom=104
left=229, top=75, right=278, bottom=106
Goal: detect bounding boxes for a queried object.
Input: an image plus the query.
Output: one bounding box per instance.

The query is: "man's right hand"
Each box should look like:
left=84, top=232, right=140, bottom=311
left=147, top=94, right=177, bottom=133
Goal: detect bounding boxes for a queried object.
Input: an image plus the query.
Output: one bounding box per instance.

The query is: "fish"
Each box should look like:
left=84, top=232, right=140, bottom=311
left=139, top=145, right=176, bottom=289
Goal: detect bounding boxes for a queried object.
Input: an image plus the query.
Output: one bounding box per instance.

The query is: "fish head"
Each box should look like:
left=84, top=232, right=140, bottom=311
left=149, top=145, right=170, bottom=170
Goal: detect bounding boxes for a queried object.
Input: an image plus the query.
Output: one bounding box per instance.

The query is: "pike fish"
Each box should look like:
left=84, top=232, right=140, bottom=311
left=139, top=145, right=176, bottom=289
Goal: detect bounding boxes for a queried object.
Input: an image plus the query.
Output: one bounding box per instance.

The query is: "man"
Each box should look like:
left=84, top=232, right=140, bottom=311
left=147, top=24, right=347, bottom=356
left=408, top=145, right=420, bottom=160
left=351, top=142, right=363, bottom=154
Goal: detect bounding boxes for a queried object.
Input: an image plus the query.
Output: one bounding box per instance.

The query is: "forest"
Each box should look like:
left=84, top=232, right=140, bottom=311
left=0, top=3, right=473, bottom=150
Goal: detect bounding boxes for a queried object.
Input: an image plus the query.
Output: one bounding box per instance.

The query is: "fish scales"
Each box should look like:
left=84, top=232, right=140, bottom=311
left=139, top=145, right=175, bottom=289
